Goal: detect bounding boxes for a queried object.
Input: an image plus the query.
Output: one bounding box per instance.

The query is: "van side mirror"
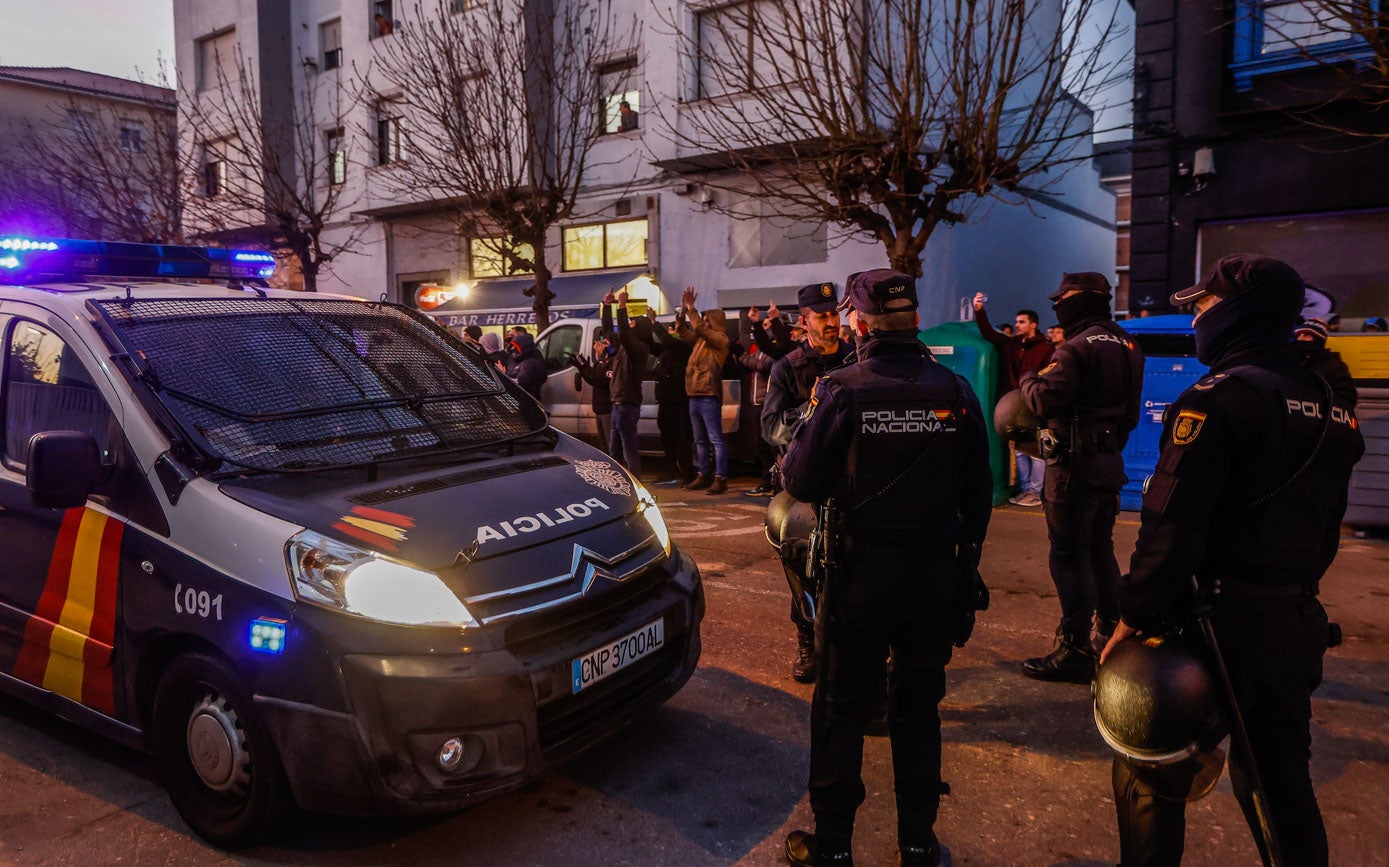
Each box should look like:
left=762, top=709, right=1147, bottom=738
left=27, top=431, right=108, bottom=509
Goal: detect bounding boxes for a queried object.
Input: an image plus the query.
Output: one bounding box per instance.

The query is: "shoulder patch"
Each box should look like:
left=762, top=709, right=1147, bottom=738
left=1192, top=372, right=1229, bottom=392
left=1171, top=410, right=1207, bottom=445
left=1038, top=362, right=1058, bottom=377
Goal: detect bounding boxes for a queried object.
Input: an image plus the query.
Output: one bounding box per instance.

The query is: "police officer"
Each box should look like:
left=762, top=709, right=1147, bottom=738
left=779, top=270, right=992, bottom=866
left=762, top=281, right=855, bottom=683
left=1100, top=255, right=1364, bottom=866
left=1019, top=272, right=1143, bottom=683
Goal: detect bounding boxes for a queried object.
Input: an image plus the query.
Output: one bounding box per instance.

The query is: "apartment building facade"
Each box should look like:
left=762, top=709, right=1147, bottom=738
left=173, top=0, right=1123, bottom=333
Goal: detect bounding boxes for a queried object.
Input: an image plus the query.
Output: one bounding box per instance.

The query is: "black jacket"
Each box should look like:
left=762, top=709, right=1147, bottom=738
left=1296, top=342, right=1358, bottom=408
left=601, top=303, right=650, bottom=406
left=648, top=322, right=691, bottom=403
left=509, top=332, right=546, bottom=399
left=572, top=353, right=613, bottom=415
left=761, top=340, right=854, bottom=446
left=1119, top=346, right=1365, bottom=633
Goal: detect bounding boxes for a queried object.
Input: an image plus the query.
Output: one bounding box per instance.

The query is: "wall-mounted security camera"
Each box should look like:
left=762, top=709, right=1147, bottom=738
left=672, top=182, right=697, bottom=197
left=1192, top=147, right=1216, bottom=179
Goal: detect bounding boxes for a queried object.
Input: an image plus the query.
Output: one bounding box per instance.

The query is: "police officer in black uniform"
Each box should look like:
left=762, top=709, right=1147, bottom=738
left=1099, top=255, right=1364, bottom=867
left=779, top=270, right=992, bottom=866
left=1019, top=272, right=1144, bottom=682
left=762, top=281, right=855, bottom=683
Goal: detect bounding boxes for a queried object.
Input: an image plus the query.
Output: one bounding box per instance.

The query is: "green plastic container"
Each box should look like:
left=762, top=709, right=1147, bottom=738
left=917, top=321, right=1011, bottom=506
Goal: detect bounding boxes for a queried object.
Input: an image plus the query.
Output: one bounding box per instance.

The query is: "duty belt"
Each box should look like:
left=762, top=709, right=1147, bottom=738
left=1212, top=576, right=1317, bottom=601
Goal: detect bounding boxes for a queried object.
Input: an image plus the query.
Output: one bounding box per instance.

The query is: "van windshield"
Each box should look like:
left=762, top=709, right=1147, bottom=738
left=90, top=297, right=548, bottom=472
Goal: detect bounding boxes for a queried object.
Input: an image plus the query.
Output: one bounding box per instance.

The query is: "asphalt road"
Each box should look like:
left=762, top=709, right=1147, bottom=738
left=1, top=479, right=1387, bottom=865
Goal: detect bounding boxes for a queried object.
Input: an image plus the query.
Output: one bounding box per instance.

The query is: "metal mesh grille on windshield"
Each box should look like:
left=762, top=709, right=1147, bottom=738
left=92, top=297, right=547, bottom=472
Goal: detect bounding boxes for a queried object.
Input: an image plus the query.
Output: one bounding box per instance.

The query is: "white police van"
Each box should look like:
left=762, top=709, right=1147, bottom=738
left=0, top=237, right=703, bottom=847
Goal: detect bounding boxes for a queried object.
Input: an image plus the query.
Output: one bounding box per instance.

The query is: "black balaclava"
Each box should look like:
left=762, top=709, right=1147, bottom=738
left=1194, top=286, right=1301, bottom=366
left=1052, top=292, right=1112, bottom=333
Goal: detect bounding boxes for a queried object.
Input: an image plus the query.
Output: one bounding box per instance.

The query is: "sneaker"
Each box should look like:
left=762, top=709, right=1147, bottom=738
left=1015, top=492, right=1042, bottom=507
left=1007, top=493, right=1025, bottom=505
left=682, top=474, right=712, bottom=491
left=705, top=476, right=728, bottom=495
left=651, top=477, right=682, bottom=487
left=744, top=484, right=775, bottom=497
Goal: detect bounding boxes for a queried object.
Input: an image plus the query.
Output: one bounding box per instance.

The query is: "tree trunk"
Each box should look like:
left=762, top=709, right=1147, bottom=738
left=301, top=257, right=319, bottom=293
left=530, top=256, right=556, bottom=331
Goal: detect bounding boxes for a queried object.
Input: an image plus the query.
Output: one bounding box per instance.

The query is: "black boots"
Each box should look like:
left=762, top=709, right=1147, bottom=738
left=898, top=840, right=944, bottom=866
left=784, top=830, right=853, bottom=866
left=792, top=626, right=817, bottom=684
left=1021, top=633, right=1094, bottom=684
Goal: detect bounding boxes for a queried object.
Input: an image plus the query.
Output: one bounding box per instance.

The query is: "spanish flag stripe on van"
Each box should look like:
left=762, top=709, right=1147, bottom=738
left=9, top=508, right=123, bottom=716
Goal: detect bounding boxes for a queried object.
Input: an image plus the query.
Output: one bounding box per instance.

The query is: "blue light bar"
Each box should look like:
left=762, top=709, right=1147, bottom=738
left=249, top=618, right=288, bottom=654
left=0, top=236, right=277, bottom=283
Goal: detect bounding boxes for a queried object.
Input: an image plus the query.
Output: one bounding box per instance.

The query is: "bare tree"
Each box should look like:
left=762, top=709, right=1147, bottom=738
left=366, top=0, right=638, bottom=329
left=9, top=73, right=184, bottom=243
left=1269, top=3, right=1389, bottom=130
left=661, top=0, right=1126, bottom=277
left=180, top=54, right=368, bottom=291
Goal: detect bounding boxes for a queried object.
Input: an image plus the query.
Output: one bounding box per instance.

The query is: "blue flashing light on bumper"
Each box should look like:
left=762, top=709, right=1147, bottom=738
left=249, top=618, right=288, bottom=654
left=0, top=236, right=276, bottom=282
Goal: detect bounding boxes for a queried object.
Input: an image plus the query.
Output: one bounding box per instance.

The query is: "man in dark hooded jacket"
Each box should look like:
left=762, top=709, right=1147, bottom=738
left=1019, top=272, right=1144, bottom=683
left=509, top=330, right=546, bottom=400
left=1293, top=318, right=1357, bottom=407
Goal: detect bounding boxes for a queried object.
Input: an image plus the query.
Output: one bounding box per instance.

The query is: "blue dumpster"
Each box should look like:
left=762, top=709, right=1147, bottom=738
left=918, top=321, right=1011, bottom=506
left=1119, top=315, right=1207, bottom=511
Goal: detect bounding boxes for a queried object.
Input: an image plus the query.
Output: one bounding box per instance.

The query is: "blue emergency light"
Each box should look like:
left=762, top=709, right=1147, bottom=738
left=0, top=236, right=276, bottom=282
left=249, top=618, right=288, bottom=654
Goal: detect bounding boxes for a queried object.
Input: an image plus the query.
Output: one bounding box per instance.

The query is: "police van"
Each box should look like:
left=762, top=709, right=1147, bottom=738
left=0, top=237, right=703, bottom=847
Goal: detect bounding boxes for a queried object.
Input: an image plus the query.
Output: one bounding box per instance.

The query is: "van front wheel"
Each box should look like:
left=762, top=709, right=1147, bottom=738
left=153, top=652, right=290, bottom=848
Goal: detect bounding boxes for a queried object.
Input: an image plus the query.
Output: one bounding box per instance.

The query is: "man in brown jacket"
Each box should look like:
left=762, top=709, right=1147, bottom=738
left=676, top=286, right=731, bottom=494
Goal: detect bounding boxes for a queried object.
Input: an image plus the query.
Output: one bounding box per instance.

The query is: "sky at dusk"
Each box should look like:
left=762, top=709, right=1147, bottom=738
left=0, top=0, right=175, bottom=83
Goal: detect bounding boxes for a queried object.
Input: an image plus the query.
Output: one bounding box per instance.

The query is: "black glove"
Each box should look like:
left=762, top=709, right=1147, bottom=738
left=569, top=354, right=588, bottom=369
left=949, top=544, right=989, bottom=648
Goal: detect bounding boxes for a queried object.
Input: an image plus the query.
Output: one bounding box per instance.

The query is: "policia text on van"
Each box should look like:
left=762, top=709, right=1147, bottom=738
left=0, top=238, right=703, bottom=847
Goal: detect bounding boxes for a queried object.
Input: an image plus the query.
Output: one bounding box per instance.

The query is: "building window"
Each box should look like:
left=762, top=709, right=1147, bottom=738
left=66, top=109, right=94, bottom=144
left=326, top=128, right=346, bottom=185
left=119, top=121, right=144, bottom=153
left=470, top=237, right=535, bottom=278
left=1230, top=0, right=1374, bottom=92
left=321, top=19, right=343, bottom=70
left=376, top=114, right=402, bottom=165
left=729, top=195, right=827, bottom=267
left=371, top=1, right=396, bottom=39
left=562, top=219, right=648, bottom=272
left=203, top=160, right=226, bottom=197
left=197, top=29, right=239, bottom=91
left=599, top=58, right=640, bottom=134
left=695, top=1, right=786, bottom=100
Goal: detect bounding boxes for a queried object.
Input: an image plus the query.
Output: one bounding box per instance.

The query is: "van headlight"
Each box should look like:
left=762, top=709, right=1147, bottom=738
left=286, top=530, right=478, bottom=628
left=632, top=479, right=671, bottom=555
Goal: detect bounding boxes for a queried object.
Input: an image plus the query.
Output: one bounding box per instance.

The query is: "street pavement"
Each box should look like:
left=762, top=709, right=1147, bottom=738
left=0, top=477, right=1386, bottom=865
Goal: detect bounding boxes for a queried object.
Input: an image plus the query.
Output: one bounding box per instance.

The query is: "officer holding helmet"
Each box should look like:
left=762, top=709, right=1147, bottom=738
left=1019, top=272, right=1144, bottom=683
left=778, top=270, right=992, bottom=866
left=1099, top=254, right=1364, bottom=866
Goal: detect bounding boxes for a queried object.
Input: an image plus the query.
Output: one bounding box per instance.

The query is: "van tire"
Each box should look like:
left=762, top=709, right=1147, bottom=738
left=153, top=652, right=290, bottom=848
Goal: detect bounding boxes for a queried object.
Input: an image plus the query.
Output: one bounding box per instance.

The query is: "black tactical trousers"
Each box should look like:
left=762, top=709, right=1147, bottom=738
left=1042, top=471, right=1120, bottom=643
left=657, top=397, right=694, bottom=481
left=1113, top=595, right=1330, bottom=867
left=809, top=556, right=955, bottom=853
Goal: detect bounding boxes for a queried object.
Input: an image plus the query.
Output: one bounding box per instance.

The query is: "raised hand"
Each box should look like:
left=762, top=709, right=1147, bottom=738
left=767, top=301, right=780, bottom=320
left=681, top=286, right=698, bottom=312
left=748, top=306, right=761, bottom=322
left=603, top=288, right=616, bottom=305
left=972, top=292, right=986, bottom=312
left=617, top=288, right=629, bottom=305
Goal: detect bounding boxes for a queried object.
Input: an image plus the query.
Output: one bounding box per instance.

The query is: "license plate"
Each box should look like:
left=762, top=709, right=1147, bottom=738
left=571, top=618, right=665, bottom=694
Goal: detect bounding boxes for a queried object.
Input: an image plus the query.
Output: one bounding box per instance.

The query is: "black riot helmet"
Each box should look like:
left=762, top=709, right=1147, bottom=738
left=1094, top=636, right=1225, bottom=766
left=993, top=388, right=1039, bottom=443
left=764, top=490, right=817, bottom=550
